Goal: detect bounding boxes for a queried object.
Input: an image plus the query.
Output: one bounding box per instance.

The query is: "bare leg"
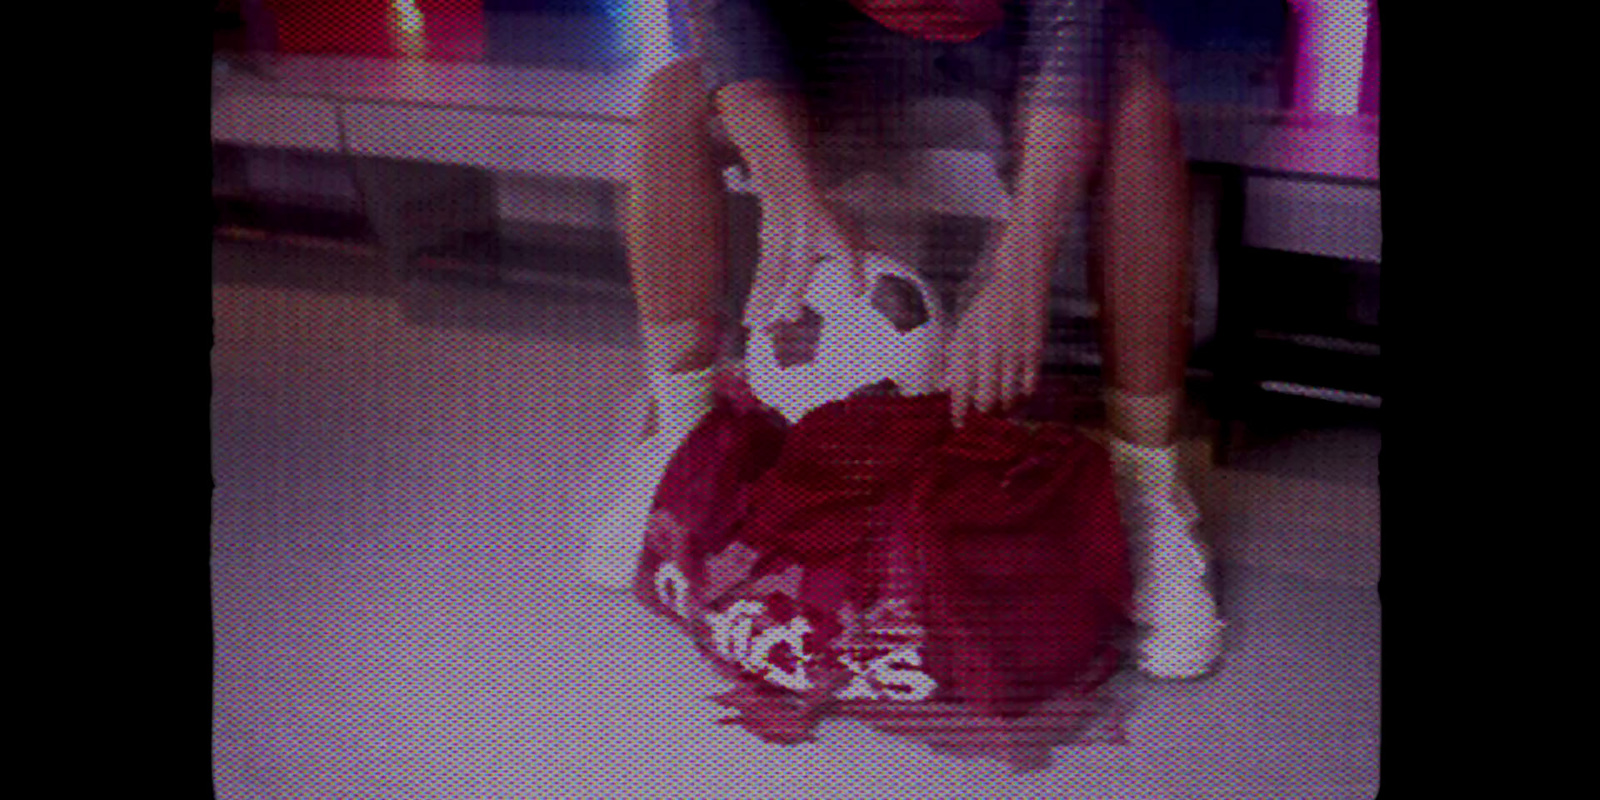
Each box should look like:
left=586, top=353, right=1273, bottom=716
left=1094, top=31, right=1193, bottom=447
left=579, top=57, right=733, bottom=589
left=1094, top=29, right=1225, bottom=681
left=624, top=56, right=731, bottom=379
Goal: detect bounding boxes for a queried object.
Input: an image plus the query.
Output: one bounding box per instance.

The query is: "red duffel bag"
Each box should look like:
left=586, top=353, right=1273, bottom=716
left=632, top=366, right=1133, bottom=770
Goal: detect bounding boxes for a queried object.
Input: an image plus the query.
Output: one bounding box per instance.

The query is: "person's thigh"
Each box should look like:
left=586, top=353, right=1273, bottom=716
left=698, top=0, right=1008, bottom=187
left=939, top=6, right=1176, bottom=327
left=796, top=0, right=952, bottom=191
left=1127, top=0, right=1286, bottom=109
left=1089, top=13, right=1184, bottom=264
left=779, top=15, right=1018, bottom=320
left=695, top=2, right=1017, bottom=315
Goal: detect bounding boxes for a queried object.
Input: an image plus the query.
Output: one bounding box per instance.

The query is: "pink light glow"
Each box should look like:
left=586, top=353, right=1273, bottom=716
left=622, top=0, right=675, bottom=71
left=268, top=1, right=486, bottom=63
left=1292, top=0, right=1372, bottom=115
left=391, top=0, right=428, bottom=59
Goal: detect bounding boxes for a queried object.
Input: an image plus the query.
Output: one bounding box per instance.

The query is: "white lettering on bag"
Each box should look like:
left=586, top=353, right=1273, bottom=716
left=873, top=646, right=937, bottom=701
left=706, top=599, right=765, bottom=663
left=701, top=598, right=820, bottom=692
left=747, top=616, right=815, bottom=692
left=690, top=591, right=938, bottom=701
left=833, top=646, right=938, bottom=702
left=653, top=561, right=691, bottom=620
left=835, top=653, right=882, bottom=701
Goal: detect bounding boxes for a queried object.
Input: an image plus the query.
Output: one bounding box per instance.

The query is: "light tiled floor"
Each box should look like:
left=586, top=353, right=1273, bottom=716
left=211, top=237, right=1379, bottom=799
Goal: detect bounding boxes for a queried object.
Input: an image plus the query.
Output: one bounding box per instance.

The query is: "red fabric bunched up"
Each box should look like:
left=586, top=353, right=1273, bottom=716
left=632, top=365, right=1133, bottom=769
left=844, top=1, right=1007, bottom=44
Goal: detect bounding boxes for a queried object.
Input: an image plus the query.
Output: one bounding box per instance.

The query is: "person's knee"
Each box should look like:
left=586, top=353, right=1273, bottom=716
left=1104, top=33, right=1185, bottom=196
left=637, top=56, right=742, bottom=169
left=1111, top=24, right=1179, bottom=126
left=640, top=57, right=713, bottom=125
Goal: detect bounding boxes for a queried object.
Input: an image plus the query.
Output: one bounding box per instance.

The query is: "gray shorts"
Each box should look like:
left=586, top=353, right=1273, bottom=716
left=684, top=0, right=1134, bottom=196
left=678, top=0, right=1170, bottom=319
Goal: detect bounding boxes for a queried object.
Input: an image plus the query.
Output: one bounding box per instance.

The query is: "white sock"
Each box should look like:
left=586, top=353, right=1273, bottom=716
left=580, top=366, right=716, bottom=589
left=640, top=318, right=719, bottom=377
left=1111, top=437, right=1207, bottom=593
left=649, top=367, right=717, bottom=440
left=1110, top=437, right=1182, bottom=487
left=1105, top=389, right=1182, bottom=450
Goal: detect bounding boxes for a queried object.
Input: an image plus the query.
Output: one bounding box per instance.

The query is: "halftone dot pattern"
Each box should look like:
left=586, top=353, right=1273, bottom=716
left=254, top=0, right=488, bottom=62
left=1319, top=3, right=1370, bottom=104
left=216, top=1, right=1377, bottom=796
left=1292, top=0, right=1373, bottom=114
left=618, top=367, right=1138, bottom=774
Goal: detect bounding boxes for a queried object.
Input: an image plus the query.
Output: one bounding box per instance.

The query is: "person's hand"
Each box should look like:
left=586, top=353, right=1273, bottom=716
left=941, top=267, right=1050, bottom=428
left=743, top=194, right=872, bottom=332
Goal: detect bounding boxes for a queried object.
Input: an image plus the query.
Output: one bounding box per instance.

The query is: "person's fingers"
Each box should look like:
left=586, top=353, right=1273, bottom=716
left=836, top=221, right=869, bottom=297
left=947, top=333, right=976, bottom=427
left=772, top=231, right=816, bottom=325
left=1019, top=348, right=1039, bottom=411
left=771, top=203, right=825, bottom=328
left=943, top=339, right=960, bottom=419
left=978, top=326, right=1009, bottom=416
left=1026, top=330, right=1043, bottom=396
left=1018, top=348, right=1040, bottom=409
left=992, top=352, right=1017, bottom=412
left=809, top=204, right=869, bottom=297
left=941, top=327, right=968, bottom=392
left=745, top=204, right=794, bottom=329
left=974, top=361, right=996, bottom=418
left=772, top=277, right=810, bottom=325
left=779, top=204, right=854, bottom=323
left=1008, top=331, right=1043, bottom=411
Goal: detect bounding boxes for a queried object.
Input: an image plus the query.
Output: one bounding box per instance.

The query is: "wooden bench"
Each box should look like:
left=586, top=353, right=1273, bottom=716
left=1193, top=118, right=1381, bottom=463
left=212, top=53, right=1380, bottom=463
left=209, top=53, right=1108, bottom=350
left=210, top=53, right=1332, bottom=271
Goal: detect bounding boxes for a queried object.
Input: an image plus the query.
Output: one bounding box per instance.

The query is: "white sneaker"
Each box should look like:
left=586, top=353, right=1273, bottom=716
left=1112, top=439, right=1226, bottom=680
left=579, top=367, right=715, bottom=589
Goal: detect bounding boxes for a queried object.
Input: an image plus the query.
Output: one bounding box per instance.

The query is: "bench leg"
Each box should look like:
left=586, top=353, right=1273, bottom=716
left=1201, top=163, right=1249, bottom=468
left=1213, top=414, right=1242, bottom=467
left=349, top=157, right=498, bottom=290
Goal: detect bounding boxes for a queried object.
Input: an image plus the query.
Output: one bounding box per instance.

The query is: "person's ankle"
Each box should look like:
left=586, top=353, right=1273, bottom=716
left=1106, top=388, right=1182, bottom=450
left=641, top=317, right=720, bottom=376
